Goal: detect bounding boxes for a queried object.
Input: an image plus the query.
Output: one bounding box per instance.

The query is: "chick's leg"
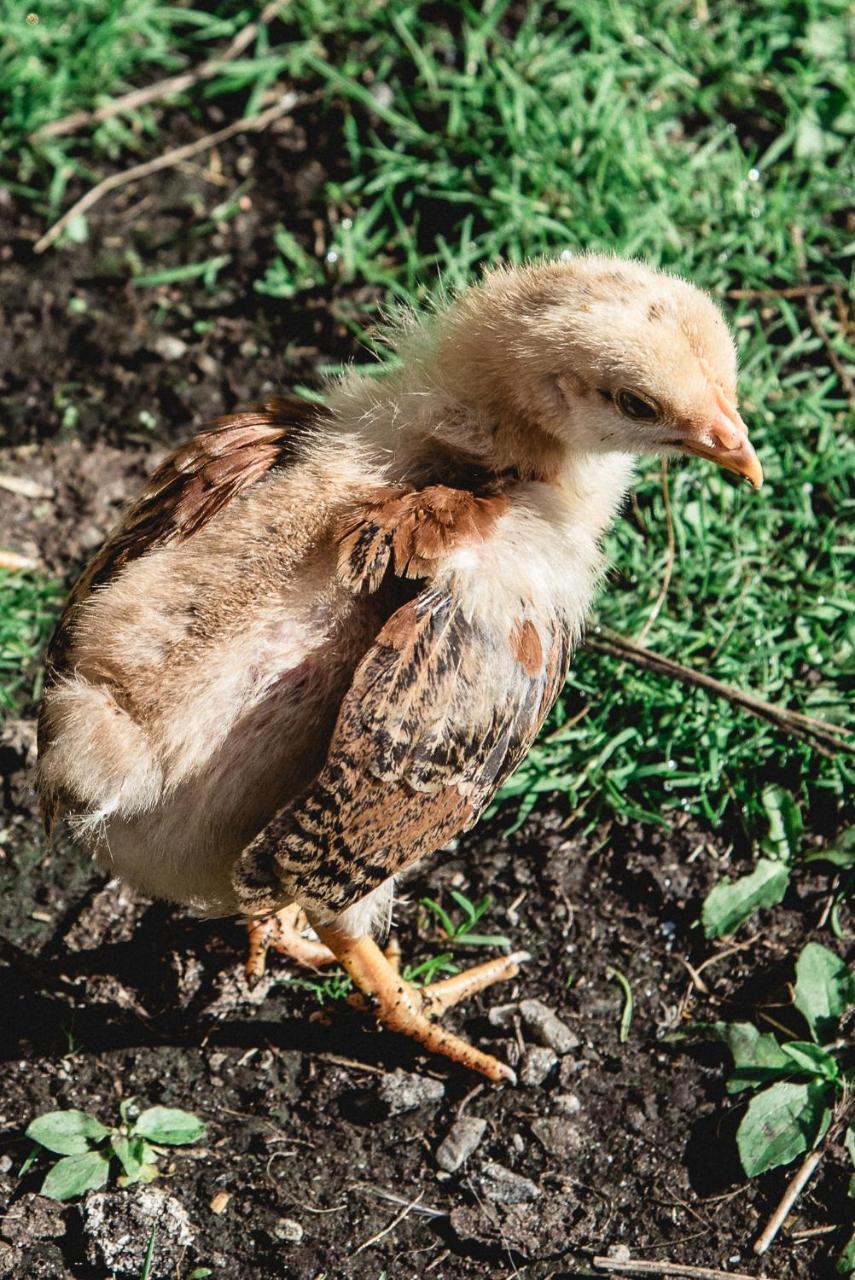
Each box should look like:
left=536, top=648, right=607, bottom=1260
left=245, top=903, right=337, bottom=982
left=311, top=922, right=528, bottom=1083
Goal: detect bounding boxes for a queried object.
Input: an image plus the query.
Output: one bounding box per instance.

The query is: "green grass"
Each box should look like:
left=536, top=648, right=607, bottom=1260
left=0, top=573, right=64, bottom=715
left=4, top=0, right=853, bottom=844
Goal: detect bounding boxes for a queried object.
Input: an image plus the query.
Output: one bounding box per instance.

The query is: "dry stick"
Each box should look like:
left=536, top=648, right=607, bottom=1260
left=791, top=224, right=855, bottom=405
left=583, top=627, right=854, bottom=758
left=592, top=1259, right=766, bottom=1280
left=352, top=1192, right=425, bottom=1256
left=753, top=1148, right=825, bottom=1257
left=32, top=0, right=288, bottom=141
left=34, top=92, right=299, bottom=254
left=636, top=459, right=675, bottom=644
left=726, top=284, right=833, bottom=300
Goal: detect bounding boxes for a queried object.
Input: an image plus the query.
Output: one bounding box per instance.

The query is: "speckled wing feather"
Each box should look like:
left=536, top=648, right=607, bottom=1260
left=235, top=487, right=571, bottom=921
left=45, top=395, right=323, bottom=672
left=38, top=394, right=325, bottom=828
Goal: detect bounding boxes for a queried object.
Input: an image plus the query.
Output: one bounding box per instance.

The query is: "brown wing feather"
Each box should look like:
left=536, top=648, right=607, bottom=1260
left=44, top=394, right=325, bottom=678
left=38, top=395, right=326, bottom=829
left=234, top=573, right=570, bottom=920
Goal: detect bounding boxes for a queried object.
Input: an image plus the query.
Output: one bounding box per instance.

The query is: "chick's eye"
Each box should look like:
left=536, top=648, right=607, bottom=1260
left=615, top=389, right=659, bottom=422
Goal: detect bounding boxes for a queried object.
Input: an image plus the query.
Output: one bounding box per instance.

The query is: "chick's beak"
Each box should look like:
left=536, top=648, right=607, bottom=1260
left=681, top=399, right=763, bottom=489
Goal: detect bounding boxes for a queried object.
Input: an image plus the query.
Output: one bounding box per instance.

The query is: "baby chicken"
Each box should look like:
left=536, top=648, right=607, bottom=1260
left=37, top=256, right=762, bottom=1082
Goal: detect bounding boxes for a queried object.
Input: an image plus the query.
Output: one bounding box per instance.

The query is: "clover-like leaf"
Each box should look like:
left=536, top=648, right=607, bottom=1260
left=737, top=1079, right=832, bottom=1177
left=133, top=1107, right=205, bottom=1145
left=701, top=858, right=790, bottom=939
left=40, top=1150, right=111, bottom=1201
left=794, top=942, right=855, bottom=1044
left=25, top=1110, right=110, bottom=1156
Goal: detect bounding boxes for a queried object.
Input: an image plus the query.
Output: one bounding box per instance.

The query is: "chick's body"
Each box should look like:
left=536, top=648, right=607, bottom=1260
left=37, top=257, right=761, bottom=1081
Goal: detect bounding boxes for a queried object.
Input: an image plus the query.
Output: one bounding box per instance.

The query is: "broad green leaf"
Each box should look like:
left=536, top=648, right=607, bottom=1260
left=701, top=858, right=790, bottom=939
left=133, top=1107, right=205, bottom=1145
left=805, top=827, right=855, bottom=869
left=794, top=942, right=855, bottom=1043
left=838, top=1231, right=855, bottom=1276
left=737, top=1080, right=832, bottom=1177
left=25, top=1110, right=110, bottom=1156
left=40, top=1150, right=111, bottom=1201
left=111, top=1135, right=158, bottom=1183
left=711, top=1022, right=792, bottom=1094
left=846, top=1125, right=855, bottom=1168
left=761, top=785, right=803, bottom=861
left=780, top=1041, right=839, bottom=1079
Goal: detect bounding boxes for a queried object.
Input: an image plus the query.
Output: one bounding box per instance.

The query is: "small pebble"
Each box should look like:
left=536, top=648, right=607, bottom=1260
left=552, top=1092, right=581, bottom=1116
left=435, top=1115, right=487, bottom=1173
left=151, top=335, right=188, bottom=362
left=209, top=1191, right=231, bottom=1215
left=607, top=1243, right=632, bottom=1263
left=518, top=999, right=579, bottom=1055
left=377, top=1069, right=444, bottom=1115
left=273, top=1217, right=304, bottom=1243
left=472, top=1160, right=541, bottom=1205
left=519, top=1046, right=558, bottom=1087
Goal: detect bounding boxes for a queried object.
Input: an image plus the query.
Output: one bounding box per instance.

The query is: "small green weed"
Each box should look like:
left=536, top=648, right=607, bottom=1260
left=281, top=892, right=510, bottom=1000
left=0, top=571, right=63, bottom=713
left=419, top=891, right=511, bottom=950
left=702, top=942, right=854, bottom=1266
left=23, top=1098, right=206, bottom=1201
left=702, top=786, right=853, bottom=939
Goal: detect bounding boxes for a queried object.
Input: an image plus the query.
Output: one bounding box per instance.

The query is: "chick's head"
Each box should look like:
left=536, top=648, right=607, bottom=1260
left=437, top=255, right=762, bottom=487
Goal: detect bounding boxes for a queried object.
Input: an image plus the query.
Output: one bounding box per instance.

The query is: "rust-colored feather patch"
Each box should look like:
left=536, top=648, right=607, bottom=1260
left=336, top=484, right=509, bottom=593
left=510, top=618, right=543, bottom=677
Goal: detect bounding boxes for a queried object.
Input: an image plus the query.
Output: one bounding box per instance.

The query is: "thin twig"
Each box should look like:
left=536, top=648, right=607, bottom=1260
left=34, top=91, right=299, bottom=254
left=592, top=1258, right=766, bottom=1280
left=583, top=627, right=854, bottom=758
left=725, top=284, right=833, bottom=300
left=32, top=0, right=287, bottom=140
left=637, top=459, right=675, bottom=644
left=352, top=1192, right=425, bottom=1256
left=791, top=224, right=855, bottom=405
left=753, top=1149, right=824, bottom=1256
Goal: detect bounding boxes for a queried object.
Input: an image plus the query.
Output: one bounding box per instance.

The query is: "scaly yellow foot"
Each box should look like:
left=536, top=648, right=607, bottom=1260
left=312, top=923, right=529, bottom=1083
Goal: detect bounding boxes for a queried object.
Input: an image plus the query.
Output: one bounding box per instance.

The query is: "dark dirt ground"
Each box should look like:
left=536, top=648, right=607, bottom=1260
left=1, top=109, right=852, bottom=1279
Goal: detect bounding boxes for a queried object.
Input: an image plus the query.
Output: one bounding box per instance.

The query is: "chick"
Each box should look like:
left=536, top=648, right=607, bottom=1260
left=37, top=256, right=762, bottom=1082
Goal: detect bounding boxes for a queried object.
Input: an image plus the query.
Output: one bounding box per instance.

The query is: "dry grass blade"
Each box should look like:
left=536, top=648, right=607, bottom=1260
left=32, top=0, right=288, bottom=140
left=584, top=628, right=854, bottom=757
left=592, top=1258, right=767, bottom=1280
left=34, top=92, right=300, bottom=254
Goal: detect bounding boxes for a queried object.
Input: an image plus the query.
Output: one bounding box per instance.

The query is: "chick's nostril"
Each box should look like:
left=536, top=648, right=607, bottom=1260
left=711, top=423, right=742, bottom=452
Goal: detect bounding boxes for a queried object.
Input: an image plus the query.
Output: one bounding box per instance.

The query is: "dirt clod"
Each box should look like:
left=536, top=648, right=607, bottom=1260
left=80, top=1187, right=195, bottom=1272
left=376, top=1069, right=445, bottom=1115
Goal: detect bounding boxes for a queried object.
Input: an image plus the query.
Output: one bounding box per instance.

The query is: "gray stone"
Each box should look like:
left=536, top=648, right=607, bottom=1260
left=273, top=1217, right=304, bottom=1243
left=531, top=1117, right=583, bottom=1159
left=81, top=1188, right=195, bottom=1272
left=518, top=999, right=579, bottom=1055
left=472, top=1160, right=541, bottom=1205
left=435, top=1116, right=487, bottom=1173
left=552, top=1092, right=581, bottom=1116
left=519, top=1046, right=558, bottom=1087
left=377, top=1069, right=445, bottom=1114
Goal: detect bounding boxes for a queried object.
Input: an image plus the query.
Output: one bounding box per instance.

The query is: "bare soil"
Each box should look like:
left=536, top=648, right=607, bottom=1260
left=1, top=114, right=851, bottom=1279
